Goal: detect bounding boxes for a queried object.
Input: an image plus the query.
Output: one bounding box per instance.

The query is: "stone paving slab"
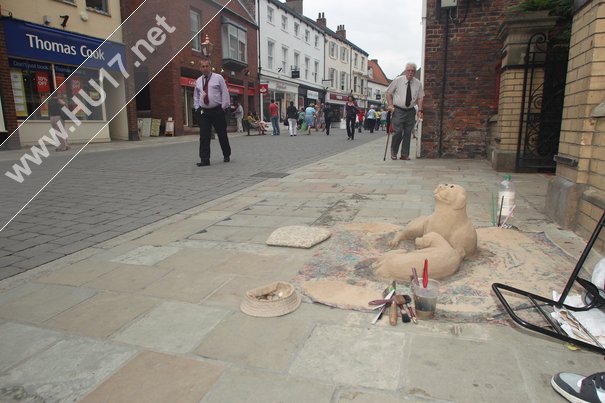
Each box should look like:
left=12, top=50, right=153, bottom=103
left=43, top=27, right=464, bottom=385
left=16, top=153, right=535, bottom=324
left=200, top=367, right=335, bottom=403
left=80, top=351, right=224, bottom=403
left=43, top=292, right=159, bottom=338
left=0, top=323, right=63, bottom=372
left=111, top=300, right=229, bottom=354
left=0, top=282, right=97, bottom=324
left=0, top=337, right=136, bottom=402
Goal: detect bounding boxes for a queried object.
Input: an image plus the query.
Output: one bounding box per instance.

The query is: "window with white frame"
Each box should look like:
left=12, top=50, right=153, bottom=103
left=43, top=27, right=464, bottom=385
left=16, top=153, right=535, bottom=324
left=329, top=42, right=337, bottom=58
left=86, top=0, right=108, bottom=13
left=368, top=68, right=374, bottom=79
left=361, top=57, right=366, bottom=71
left=294, top=52, right=300, bottom=70
left=294, top=22, right=300, bottom=37
left=281, top=15, right=288, bottom=31
left=267, top=6, right=274, bottom=23
left=340, top=47, right=348, bottom=62
left=222, top=22, right=247, bottom=63
left=282, top=47, right=288, bottom=73
left=354, top=76, right=358, bottom=93
left=354, top=53, right=358, bottom=68
left=304, top=29, right=310, bottom=43
left=314, top=35, right=319, bottom=48
left=367, top=86, right=372, bottom=97
left=190, top=10, right=201, bottom=52
left=267, top=40, right=274, bottom=69
left=360, top=79, right=365, bottom=95
left=340, top=71, right=347, bottom=91
left=304, top=57, right=310, bottom=80
left=328, top=68, right=336, bottom=87
left=314, top=61, right=319, bottom=82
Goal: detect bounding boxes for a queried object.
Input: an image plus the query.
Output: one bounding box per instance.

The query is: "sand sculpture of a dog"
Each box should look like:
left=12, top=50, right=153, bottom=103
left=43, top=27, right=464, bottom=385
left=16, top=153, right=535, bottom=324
left=372, top=184, right=478, bottom=280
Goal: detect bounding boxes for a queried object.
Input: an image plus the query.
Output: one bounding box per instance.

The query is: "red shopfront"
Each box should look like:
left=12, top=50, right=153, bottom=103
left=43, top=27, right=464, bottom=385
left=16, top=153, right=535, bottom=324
left=180, top=76, right=255, bottom=128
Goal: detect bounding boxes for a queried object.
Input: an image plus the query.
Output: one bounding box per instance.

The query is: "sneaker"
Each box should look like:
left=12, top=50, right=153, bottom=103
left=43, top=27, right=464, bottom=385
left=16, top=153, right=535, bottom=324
left=552, top=372, right=605, bottom=402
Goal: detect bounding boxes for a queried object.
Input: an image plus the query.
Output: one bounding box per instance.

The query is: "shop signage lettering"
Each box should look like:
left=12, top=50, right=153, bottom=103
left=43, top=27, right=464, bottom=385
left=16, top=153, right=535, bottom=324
left=4, top=19, right=125, bottom=70
left=26, top=34, right=107, bottom=60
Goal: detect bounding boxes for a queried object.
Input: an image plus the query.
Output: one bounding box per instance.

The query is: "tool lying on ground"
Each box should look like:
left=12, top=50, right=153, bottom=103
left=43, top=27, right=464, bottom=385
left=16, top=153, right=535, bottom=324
left=369, top=294, right=412, bottom=324
left=401, top=294, right=417, bottom=324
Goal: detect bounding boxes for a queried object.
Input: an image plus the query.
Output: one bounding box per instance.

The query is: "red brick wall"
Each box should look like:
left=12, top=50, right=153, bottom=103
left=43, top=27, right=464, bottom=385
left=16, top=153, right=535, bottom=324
left=423, top=0, right=521, bottom=158
left=122, top=0, right=259, bottom=135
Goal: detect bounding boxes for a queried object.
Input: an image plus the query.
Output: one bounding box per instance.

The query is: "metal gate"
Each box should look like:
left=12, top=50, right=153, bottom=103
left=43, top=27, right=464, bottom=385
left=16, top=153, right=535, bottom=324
left=516, top=32, right=568, bottom=172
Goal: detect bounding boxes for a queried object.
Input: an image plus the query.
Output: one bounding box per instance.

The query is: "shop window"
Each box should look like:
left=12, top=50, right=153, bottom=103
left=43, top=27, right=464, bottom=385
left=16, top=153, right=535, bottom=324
left=9, top=59, right=104, bottom=121
left=86, top=0, right=109, bottom=14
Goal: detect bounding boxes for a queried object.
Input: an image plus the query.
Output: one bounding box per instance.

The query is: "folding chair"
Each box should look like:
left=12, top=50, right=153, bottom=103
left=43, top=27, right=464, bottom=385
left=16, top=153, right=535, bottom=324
left=492, top=210, right=605, bottom=355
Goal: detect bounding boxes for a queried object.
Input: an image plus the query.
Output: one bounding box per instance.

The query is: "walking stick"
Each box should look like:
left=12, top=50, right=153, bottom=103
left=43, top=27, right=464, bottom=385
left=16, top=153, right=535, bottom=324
left=383, top=123, right=392, bottom=161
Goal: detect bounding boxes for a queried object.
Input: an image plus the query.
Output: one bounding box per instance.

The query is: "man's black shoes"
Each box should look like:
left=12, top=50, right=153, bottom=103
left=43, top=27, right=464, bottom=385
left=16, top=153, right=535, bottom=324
left=197, top=161, right=210, bottom=167
left=223, top=156, right=230, bottom=162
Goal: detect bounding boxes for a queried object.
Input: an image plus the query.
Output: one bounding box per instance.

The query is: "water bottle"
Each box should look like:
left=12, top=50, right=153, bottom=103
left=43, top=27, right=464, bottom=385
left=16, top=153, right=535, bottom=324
left=498, top=175, right=516, bottom=220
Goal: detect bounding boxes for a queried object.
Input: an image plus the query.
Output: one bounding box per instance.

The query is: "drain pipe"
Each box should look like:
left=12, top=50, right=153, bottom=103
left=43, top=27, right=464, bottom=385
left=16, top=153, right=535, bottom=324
left=417, top=0, right=428, bottom=158
left=438, top=13, right=450, bottom=158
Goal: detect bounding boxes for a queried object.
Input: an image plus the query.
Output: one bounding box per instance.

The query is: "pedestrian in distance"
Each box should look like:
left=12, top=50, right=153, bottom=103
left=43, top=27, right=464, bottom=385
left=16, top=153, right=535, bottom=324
left=345, top=95, right=359, bottom=140
left=366, top=106, right=377, bottom=134
left=386, top=62, right=424, bottom=160
left=48, top=92, right=70, bottom=151
left=357, top=108, right=364, bottom=133
left=269, top=99, right=280, bottom=135
left=233, top=101, right=244, bottom=133
left=305, top=103, right=316, bottom=135
left=194, top=56, right=232, bottom=166
left=286, top=101, right=298, bottom=136
left=380, top=109, right=388, bottom=131
left=324, top=106, right=333, bottom=136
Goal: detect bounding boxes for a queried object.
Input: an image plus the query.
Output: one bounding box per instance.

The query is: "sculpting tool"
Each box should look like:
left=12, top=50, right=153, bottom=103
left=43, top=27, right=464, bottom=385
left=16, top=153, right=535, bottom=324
left=371, top=289, right=395, bottom=324
left=389, top=281, right=398, bottom=326
left=402, top=294, right=417, bottom=324
left=423, top=259, right=429, bottom=288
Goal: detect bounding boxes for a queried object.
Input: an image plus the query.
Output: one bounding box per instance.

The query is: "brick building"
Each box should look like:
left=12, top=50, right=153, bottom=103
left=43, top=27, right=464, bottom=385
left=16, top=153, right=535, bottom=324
left=422, top=0, right=520, bottom=159
left=121, top=0, right=259, bottom=136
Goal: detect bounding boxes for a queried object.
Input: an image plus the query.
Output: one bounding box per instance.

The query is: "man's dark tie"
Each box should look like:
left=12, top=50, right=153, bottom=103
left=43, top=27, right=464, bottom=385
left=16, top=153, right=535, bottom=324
left=203, top=76, right=209, bottom=105
left=405, top=80, right=411, bottom=107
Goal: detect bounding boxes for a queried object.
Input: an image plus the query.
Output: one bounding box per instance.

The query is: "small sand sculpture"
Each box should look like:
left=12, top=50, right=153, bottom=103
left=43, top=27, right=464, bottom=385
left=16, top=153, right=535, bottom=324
left=373, top=183, right=478, bottom=280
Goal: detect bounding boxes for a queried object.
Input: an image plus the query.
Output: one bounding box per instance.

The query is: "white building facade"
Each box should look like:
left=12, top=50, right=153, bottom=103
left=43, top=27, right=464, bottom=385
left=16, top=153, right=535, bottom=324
left=257, top=0, right=324, bottom=119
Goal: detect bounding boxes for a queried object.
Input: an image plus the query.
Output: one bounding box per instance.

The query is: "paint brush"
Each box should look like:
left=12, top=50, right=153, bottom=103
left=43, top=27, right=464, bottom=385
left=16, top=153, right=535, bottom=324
left=402, top=294, right=417, bottom=324
left=497, top=195, right=504, bottom=227
left=411, top=267, right=420, bottom=286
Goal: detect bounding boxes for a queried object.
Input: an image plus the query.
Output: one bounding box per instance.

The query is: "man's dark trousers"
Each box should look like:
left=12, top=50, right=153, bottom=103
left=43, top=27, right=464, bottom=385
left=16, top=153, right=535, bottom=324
left=390, top=107, right=416, bottom=157
left=199, top=107, right=231, bottom=163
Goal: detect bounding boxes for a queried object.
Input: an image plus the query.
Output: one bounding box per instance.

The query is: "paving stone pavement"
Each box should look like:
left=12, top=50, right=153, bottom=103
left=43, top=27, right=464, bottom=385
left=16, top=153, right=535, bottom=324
left=0, top=128, right=377, bottom=279
left=0, top=130, right=602, bottom=403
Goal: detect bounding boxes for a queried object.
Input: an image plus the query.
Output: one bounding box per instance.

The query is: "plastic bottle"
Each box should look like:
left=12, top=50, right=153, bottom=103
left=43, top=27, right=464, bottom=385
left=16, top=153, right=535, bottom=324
left=498, top=175, right=516, bottom=220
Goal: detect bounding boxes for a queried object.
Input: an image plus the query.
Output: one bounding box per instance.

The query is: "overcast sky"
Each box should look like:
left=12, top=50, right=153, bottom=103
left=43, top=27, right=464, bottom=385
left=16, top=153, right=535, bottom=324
left=301, top=0, right=424, bottom=80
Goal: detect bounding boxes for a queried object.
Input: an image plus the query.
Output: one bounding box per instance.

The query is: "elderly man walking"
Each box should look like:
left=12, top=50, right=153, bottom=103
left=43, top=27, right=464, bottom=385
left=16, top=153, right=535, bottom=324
left=386, top=62, right=424, bottom=160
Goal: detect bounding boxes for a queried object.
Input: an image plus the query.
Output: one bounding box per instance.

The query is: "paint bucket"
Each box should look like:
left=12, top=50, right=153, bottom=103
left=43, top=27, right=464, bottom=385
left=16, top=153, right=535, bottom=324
left=412, top=278, right=440, bottom=319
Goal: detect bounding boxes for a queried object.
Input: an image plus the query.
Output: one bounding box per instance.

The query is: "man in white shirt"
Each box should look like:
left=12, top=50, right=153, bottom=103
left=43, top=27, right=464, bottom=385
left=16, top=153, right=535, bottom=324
left=193, top=56, right=232, bottom=166
left=386, top=62, right=424, bottom=160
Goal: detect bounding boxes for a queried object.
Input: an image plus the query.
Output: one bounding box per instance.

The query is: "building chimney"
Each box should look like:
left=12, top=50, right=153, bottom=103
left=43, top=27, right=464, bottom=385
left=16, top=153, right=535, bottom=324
left=285, top=0, right=303, bottom=14
left=316, top=12, right=326, bottom=27
left=336, top=24, right=346, bottom=39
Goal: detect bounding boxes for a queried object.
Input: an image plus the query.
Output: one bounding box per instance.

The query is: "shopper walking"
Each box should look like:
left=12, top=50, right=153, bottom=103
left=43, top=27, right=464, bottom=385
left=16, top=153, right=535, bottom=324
left=345, top=95, right=359, bottom=140
left=269, top=99, right=280, bottom=135
left=193, top=56, right=232, bottom=166
left=286, top=101, right=298, bottom=136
